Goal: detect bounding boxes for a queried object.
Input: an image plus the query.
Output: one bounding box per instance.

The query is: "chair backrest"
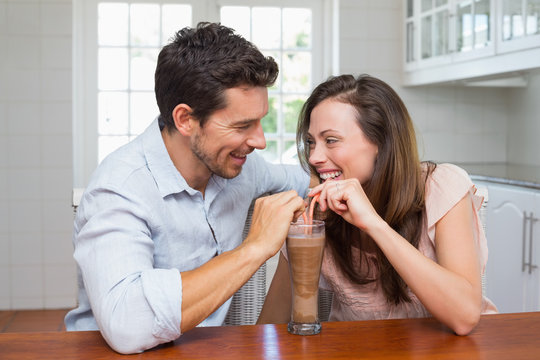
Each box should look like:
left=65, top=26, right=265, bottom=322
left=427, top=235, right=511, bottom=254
left=223, top=201, right=267, bottom=326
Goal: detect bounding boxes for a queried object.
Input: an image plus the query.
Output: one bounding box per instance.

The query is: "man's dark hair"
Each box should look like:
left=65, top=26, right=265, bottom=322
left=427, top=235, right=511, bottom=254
left=155, top=22, right=279, bottom=131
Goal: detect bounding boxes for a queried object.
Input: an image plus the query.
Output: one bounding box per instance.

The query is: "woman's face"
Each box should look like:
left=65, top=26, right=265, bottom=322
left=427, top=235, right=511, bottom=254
left=307, top=98, right=378, bottom=184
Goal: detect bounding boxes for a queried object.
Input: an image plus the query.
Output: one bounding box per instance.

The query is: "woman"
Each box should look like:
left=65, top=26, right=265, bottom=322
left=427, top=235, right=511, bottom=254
left=257, top=74, right=497, bottom=335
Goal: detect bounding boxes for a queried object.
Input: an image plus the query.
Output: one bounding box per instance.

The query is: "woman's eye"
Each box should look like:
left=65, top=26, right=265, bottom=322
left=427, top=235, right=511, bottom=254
left=326, top=137, right=338, bottom=144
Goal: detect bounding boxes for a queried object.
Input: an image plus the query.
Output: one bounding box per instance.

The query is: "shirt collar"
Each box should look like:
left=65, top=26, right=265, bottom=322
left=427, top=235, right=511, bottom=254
left=141, top=118, right=227, bottom=198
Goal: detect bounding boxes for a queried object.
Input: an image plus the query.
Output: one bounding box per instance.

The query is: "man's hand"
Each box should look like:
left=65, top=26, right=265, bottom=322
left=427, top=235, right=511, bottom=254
left=244, top=190, right=306, bottom=259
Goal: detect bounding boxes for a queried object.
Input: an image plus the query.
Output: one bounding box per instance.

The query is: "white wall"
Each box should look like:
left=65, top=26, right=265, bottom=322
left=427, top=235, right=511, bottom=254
left=339, top=0, right=509, bottom=179
left=507, top=70, right=540, bottom=181
left=0, top=0, right=76, bottom=310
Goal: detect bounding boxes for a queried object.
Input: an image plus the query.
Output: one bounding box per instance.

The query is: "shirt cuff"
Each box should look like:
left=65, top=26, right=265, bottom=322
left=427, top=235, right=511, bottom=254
left=141, top=268, right=183, bottom=341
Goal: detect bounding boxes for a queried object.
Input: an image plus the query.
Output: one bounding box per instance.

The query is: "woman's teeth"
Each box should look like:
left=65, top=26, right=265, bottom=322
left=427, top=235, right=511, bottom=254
left=320, top=171, right=342, bottom=180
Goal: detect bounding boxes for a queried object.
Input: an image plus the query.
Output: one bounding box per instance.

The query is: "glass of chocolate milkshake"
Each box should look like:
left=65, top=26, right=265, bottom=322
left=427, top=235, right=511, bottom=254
left=286, top=219, right=325, bottom=335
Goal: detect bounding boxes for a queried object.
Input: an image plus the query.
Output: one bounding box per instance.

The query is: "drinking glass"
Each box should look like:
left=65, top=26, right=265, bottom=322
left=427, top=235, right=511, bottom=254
left=286, top=219, right=325, bottom=335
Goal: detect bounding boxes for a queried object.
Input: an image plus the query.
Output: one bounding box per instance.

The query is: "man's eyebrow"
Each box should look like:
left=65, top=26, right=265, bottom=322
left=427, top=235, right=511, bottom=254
left=235, top=111, right=268, bottom=126
left=234, top=119, right=258, bottom=126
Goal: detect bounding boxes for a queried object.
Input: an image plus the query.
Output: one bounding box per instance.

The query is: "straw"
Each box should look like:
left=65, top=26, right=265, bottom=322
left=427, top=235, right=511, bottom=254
left=308, top=193, right=320, bottom=225
left=299, top=193, right=320, bottom=235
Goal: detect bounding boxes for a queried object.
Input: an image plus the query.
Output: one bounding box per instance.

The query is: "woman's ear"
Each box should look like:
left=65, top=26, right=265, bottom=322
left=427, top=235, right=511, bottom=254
left=172, top=104, right=195, bottom=136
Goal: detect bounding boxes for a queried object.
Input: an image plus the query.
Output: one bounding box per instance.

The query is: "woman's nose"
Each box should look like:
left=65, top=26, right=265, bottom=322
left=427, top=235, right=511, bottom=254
left=308, top=143, right=325, bottom=165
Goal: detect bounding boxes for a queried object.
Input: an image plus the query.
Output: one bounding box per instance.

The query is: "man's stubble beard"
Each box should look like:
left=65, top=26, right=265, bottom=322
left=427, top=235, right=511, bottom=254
left=191, top=130, right=242, bottom=180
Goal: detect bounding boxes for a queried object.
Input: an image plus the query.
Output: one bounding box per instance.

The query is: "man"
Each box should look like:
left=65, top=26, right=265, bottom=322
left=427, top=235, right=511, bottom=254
left=65, top=23, right=309, bottom=354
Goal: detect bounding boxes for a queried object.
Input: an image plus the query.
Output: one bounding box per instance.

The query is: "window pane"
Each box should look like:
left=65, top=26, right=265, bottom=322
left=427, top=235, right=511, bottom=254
left=527, top=0, right=540, bottom=36
left=99, top=48, right=128, bottom=90
left=221, top=6, right=251, bottom=40
left=421, top=15, right=432, bottom=58
left=130, top=48, right=159, bottom=90
left=474, top=0, right=490, bottom=48
left=130, top=92, right=158, bottom=135
left=407, top=0, right=414, bottom=18
left=457, top=2, right=473, bottom=52
left=435, top=0, right=448, bottom=7
left=263, top=95, right=279, bottom=133
left=406, top=21, right=415, bottom=62
left=98, top=92, right=128, bottom=135
left=252, top=7, right=281, bottom=48
left=433, top=10, right=448, bottom=56
left=283, top=95, right=305, bottom=133
left=503, top=0, right=524, bottom=40
left=256, top=140, right=278, bottom=163
left=130, top=4, right=160, bottom=46
left=99, top=136, right=129, bottom=163
left=422, top=0, right=432, bottom=12
left=98, top=3, right=128, bottom=46
left=283, top=8, right=311, bottom=49
left=162, top=4, right=192, bottom=44
left=281, top=140, right=298, bottom=164
left=282, top=52, right=311, bottom=92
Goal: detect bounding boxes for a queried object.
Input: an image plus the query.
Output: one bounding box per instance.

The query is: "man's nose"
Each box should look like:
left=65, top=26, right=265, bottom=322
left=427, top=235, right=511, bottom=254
left=247, top=122, right=266, bottom=150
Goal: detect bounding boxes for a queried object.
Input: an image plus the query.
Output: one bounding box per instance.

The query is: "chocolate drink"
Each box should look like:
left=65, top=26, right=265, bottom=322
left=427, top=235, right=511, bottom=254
left=286, top=233, right=325, bottom=323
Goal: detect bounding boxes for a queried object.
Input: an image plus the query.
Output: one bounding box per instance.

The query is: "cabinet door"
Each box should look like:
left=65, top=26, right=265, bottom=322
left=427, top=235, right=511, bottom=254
left=484, top=184, right=533, bottom=313
left=498, top=0, right=540, bottom=53
left=523, top=192, right=540, bottom=312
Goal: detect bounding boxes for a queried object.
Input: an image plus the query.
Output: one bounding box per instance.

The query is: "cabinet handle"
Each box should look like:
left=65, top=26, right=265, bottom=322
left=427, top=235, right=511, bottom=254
left=529, top=214, right=538, bottom=274
left=523, top=212, right=528, bottom=272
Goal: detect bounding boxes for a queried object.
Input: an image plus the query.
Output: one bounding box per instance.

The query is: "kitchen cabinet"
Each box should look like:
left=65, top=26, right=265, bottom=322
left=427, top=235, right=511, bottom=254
left=481, top=182, right=540, bottom=313
left=403, top=0, right=540, bottom=86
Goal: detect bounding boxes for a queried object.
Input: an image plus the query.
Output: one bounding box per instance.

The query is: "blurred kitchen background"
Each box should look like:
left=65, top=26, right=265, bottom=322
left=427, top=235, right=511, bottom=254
left=1, top=0, right=539, bottom=313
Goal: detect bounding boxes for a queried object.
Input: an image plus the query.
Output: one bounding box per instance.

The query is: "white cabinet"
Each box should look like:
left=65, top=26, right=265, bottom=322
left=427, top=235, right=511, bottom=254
left=403, top=0, right=540, bottom=86
left=482, top=183, right=540, bottom=313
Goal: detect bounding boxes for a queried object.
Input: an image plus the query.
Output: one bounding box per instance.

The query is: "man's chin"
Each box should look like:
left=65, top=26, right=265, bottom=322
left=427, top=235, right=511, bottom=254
left=215, top=165, right=243, bottom=179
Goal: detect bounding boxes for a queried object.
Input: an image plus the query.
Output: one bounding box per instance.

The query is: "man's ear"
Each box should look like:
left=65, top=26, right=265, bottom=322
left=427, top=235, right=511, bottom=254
left=172, top=104, right=195, bottom=136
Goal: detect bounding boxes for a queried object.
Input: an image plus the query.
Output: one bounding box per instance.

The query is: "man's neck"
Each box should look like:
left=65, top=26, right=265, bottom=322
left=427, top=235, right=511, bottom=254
left=161, top=129, right=211, bottom=195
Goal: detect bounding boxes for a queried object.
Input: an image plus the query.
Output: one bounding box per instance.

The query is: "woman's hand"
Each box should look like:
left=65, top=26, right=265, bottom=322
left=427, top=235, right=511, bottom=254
left=308, top=179, right=383, bottom=231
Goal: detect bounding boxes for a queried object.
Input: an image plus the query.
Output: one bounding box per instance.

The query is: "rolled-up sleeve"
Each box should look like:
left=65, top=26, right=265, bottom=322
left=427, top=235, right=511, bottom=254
left=74, top=188, right=183, bottom=354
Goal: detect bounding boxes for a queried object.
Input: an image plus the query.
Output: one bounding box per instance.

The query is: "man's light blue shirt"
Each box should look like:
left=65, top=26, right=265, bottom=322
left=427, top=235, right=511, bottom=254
left=65, top=119, right=309, bottom=353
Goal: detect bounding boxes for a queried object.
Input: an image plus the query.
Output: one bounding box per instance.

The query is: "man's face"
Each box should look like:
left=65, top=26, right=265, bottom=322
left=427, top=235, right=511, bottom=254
left=191, top=86, right=268, bottom=179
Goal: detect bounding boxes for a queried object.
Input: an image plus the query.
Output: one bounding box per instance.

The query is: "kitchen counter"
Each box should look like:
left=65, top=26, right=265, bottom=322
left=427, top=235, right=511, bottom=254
left=454, top=162, right=540, bottom=189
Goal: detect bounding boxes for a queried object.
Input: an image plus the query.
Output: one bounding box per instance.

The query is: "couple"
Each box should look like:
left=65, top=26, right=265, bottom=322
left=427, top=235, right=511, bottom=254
left=65, top=23, right=496, bottom=354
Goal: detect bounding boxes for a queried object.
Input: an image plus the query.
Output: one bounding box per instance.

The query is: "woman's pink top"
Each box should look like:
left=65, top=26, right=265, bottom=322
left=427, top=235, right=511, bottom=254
left=319, top=163, right=498, bottom=322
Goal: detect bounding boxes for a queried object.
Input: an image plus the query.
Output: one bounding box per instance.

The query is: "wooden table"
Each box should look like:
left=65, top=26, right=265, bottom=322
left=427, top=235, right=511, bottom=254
left=1, top=312, right=539, bottom=359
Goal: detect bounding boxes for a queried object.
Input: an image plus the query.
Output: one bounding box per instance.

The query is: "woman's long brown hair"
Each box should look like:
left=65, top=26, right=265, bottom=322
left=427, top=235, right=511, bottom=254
left=297, top=74, right=435, bottom=304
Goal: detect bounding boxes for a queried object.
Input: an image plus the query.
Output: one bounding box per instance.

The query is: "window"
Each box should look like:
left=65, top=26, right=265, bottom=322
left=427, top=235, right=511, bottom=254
left=73, top=0, right=333, bottom=187
left=220, top=5, right=314, bottom=164
left=97, top=2, right=192, bottom=162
